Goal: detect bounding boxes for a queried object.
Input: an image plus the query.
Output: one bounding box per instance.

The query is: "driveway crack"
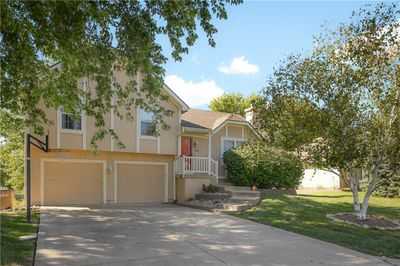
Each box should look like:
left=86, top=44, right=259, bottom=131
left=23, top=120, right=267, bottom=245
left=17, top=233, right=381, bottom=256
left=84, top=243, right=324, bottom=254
left=185, top=239, right=230, bottom=265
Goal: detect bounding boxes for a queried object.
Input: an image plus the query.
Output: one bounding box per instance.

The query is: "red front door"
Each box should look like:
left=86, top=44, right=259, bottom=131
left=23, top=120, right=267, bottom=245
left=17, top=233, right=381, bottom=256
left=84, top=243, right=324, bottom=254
left=181, top=137, right=192, bottom=156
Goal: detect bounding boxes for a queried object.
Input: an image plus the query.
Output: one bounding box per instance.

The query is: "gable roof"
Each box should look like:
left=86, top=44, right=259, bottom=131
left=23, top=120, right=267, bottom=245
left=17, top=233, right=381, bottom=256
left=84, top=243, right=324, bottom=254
left=181, top=109, right=247, bottom=130
left=163, top=84, right=189, bottom=111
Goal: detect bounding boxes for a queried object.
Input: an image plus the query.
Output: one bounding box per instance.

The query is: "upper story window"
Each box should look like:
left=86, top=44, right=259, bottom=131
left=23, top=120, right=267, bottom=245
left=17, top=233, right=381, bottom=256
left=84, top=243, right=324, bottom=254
left=61, top=107, right=82, bottom=130
left=140, top=109, right=156, bottom=136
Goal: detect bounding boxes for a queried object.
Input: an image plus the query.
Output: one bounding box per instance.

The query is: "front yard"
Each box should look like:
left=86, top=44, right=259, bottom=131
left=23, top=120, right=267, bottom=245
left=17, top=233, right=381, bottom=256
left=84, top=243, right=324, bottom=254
left=0, top=210, right=39, bottom=266
left=235, top=191, right=400, bottom=258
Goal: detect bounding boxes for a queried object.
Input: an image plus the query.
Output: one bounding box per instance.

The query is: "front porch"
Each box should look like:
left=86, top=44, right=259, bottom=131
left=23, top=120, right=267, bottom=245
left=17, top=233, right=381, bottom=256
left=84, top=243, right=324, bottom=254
left=174, top=156, right=219, bottom=181
left=174, top=156, right=220, bottom=203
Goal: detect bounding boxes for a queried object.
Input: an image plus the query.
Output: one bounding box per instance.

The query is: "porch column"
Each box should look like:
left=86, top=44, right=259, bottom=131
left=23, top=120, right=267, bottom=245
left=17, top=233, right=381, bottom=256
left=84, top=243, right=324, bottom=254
left=208, top=132, right=212, bottom=175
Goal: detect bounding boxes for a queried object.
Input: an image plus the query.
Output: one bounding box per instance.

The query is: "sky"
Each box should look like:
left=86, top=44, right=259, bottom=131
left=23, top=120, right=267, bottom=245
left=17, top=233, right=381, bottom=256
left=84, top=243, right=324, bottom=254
left=160, top=1, right=383, bottom=110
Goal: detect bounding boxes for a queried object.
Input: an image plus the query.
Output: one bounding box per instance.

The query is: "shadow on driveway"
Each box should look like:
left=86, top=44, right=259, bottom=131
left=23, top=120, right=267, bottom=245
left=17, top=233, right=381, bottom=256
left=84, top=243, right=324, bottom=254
left=35, top=204, right=394, bottom=266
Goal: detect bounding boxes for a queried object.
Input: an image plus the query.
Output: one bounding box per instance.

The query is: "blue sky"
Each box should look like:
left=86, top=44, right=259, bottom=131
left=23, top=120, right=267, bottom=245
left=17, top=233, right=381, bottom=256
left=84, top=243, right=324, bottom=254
left=160, top=1, right=382, bottom=109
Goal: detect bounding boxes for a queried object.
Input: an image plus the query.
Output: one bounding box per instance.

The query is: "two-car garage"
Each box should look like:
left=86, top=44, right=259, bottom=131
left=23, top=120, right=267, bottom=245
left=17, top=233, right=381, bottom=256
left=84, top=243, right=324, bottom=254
left=40, top=159, right=168, bottom=205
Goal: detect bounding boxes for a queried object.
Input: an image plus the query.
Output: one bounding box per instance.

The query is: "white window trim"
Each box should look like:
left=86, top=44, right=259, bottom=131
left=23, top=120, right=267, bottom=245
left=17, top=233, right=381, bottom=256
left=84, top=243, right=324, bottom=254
left=59, top=108, right=84, bottom=134
left=140, top=135, right=158, bottom=140
left=57, top=108, right=87, bottom=149
left=137, top=108, right=161, bottom=153
left=220, top=137, right=247, bottom=162
left=138, top=109, right=157, bottom=136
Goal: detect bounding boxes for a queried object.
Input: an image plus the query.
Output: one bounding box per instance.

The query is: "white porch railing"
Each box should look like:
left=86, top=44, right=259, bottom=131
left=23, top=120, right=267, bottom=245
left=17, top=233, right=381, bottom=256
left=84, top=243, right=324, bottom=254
left=174, top=156, right=218, bottom=181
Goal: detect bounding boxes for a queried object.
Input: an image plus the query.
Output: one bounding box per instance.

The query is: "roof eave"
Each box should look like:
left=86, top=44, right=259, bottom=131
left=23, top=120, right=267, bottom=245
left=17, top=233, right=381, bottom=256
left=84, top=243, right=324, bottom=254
left=163, top=84, right=190, bottom=111
left=182, top=126, right=211, bottom=133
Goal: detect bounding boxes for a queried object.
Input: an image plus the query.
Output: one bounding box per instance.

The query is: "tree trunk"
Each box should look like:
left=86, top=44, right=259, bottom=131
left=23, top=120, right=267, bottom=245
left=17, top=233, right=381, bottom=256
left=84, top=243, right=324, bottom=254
left=349, top=168, right=362, bottom=217
left=356, top=165, right=380, bottom=221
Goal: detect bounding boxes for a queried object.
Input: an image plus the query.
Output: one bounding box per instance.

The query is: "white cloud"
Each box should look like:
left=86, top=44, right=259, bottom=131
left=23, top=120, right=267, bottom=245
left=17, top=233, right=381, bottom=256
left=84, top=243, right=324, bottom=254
left=165, top=75, right=224, bottom=108
left=218, top=56, right=259, bottom=75
left=191, top=54, right=200, bottom=65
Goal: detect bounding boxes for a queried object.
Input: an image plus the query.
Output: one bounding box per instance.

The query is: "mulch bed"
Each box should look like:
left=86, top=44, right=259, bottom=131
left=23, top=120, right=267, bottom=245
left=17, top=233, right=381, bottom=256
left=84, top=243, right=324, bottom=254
left=327, top=212, right=400, bottom=230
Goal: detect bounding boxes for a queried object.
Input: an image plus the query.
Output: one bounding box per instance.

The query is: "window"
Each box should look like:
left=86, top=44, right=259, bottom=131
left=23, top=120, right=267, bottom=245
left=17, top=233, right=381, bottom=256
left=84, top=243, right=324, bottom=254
left=223, top=140, right=235, bottom=154
left=140, top=109, right=156, bottom=136
left=61, top=108, right=82, bottom=130
left=221, top=138, right=246, bottom=157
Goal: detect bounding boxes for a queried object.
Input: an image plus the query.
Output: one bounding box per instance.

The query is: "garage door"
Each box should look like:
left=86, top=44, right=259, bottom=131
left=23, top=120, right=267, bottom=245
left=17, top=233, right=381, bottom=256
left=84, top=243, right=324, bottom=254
left=42, top=160, right=105, bottom=205
left=116, top=162, right=167, bottom=203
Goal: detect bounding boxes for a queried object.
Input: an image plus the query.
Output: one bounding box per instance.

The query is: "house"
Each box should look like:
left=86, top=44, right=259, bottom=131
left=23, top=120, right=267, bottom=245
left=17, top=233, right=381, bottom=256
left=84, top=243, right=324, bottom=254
left=28, top=72, right=261, bottom=206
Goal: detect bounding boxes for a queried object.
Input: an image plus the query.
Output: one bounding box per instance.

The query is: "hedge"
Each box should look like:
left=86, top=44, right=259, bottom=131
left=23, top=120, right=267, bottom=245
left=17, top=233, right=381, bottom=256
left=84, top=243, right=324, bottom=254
left=223, top=143, right=303, bottom=189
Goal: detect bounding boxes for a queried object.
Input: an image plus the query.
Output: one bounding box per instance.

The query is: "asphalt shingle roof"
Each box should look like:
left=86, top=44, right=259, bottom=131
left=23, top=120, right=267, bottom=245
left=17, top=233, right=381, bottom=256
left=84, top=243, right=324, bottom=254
left=181, top=109, right=247, bottom=130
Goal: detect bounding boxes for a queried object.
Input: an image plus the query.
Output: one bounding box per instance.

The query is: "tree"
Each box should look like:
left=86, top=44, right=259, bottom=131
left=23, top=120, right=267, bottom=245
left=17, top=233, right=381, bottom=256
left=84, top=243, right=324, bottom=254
left=0, top=110, right=24, bottom=191
left=0, top=0, right=242, bottom=148
left=209, top=92, right=262, bottom=116
left=258, top=3, right=400, bottom=220
left=253, top=95, right=322, bottom=151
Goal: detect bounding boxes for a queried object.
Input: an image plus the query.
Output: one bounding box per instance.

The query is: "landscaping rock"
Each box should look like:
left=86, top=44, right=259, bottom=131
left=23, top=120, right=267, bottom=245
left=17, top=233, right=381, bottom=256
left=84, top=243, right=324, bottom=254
left=185, top=198, right=228, bottom=209
left=195, top=192, right=231, bottom=201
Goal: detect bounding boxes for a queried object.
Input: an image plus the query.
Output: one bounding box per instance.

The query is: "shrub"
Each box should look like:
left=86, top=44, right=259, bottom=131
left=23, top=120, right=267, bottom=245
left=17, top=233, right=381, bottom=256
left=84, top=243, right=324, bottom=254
left=223, top=142, right=303, bottom=189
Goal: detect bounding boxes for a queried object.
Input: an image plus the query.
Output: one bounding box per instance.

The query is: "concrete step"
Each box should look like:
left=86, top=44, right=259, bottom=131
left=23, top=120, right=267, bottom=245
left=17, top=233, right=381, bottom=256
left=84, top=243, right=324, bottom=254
left=215, top=185, right=253, bottom=191
left=216, top=180, right=235, bottom=186
left=229, top=190, right=261, bottom=196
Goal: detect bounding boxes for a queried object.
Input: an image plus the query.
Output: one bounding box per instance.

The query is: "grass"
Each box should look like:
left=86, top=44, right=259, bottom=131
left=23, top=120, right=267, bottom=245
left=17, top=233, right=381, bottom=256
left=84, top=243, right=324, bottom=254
left=235, top=191, right=400, bottom=258
left=0, top=210, right=39, bottom=266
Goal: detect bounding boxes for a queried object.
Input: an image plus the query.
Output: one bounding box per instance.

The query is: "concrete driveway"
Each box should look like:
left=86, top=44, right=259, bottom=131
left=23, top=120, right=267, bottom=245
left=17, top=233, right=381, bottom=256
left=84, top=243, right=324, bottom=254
left=35, top=205, right=396, bottom=266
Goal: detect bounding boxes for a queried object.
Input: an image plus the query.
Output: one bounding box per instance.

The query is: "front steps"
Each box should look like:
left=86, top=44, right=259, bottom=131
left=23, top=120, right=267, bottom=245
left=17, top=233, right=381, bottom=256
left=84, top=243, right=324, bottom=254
left=213, top=181, right=261, bottom=212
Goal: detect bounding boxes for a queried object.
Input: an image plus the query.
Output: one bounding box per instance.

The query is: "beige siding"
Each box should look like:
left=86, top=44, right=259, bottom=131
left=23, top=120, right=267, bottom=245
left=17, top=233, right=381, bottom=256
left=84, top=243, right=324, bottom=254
left=140, top=138, right=157, bottom=154
left=37, top=100, right=57, bottom=148
left=114, top=109, right=136, bottom=152
left=227, top=125, right=242, bottom=138
left=159, top=100, right=180, bottom=155
left=192, top=137, right=208, bottom=157
left=176, top=176, right=210, bottom=203
left=211, top=125, right=226, bottom=176
left=60, top=133, right=83, bottom=150
left=32, top=72, right=180, bottom=155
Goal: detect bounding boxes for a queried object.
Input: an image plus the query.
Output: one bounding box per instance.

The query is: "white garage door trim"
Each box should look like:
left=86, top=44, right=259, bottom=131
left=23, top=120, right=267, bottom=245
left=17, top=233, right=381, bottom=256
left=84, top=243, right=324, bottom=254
left=40, top=158, right=107, bottom=205
left=113, top=160, right=168, bottom=204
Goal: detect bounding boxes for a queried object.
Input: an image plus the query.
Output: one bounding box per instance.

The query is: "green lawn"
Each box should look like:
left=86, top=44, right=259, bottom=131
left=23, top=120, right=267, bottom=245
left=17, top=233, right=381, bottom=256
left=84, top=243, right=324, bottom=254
left=0, top=210, right=39, bottom=266
left=235, top=191, right=400, bottom=258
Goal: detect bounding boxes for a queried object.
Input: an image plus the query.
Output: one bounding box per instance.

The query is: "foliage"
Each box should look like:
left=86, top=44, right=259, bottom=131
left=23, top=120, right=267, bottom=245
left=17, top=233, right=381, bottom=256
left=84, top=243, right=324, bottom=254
left=257, top=3, right=400, bottom=219
left=0, top=110, right=24, bottom=191
left=374, top=170, right=400, bottom=198
left=253, top=95, right=321, bottom=151
left=0, top=210, right=39, bottom=265
left=223, top=142, right=303, bottom=189
left=0, top=0, right=242, bottom=148
left=209, top=92, right=263, bottom=116
left=235, top=191, right=400, bottom=258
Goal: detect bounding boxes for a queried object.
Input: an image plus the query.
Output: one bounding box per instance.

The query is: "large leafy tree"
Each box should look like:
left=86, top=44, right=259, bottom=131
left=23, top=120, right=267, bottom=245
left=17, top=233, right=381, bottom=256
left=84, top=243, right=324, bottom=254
left=209, top=92, right=262, bottom=116
left=1, top=0, right=242, bottom=148
left=0, top=110, right=24, bottom=190
left=258, top=3, right=400, bottom=220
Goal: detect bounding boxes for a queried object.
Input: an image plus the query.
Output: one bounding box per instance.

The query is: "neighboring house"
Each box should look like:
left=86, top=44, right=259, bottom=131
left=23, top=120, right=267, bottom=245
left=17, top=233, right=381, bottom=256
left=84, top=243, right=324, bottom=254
left=28, top=72, right=261, bottom=206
